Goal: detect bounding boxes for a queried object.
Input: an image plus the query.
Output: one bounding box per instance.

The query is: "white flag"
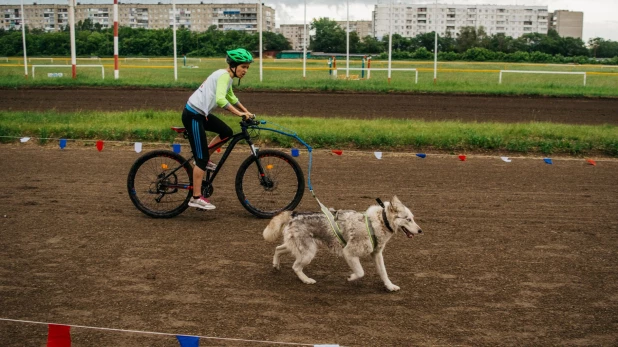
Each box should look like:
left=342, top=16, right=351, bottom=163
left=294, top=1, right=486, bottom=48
left=20, top=137, right=30, bottom=143
left=134, top=142, right=143, bottom=153
left=501, top=156, right=511, bottom=163
left=374, top=151, right=382, bottom=159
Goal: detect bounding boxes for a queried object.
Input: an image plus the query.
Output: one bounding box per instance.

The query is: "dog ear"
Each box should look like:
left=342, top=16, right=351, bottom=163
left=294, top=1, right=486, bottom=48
left=389, top=196, right=401, bottom=212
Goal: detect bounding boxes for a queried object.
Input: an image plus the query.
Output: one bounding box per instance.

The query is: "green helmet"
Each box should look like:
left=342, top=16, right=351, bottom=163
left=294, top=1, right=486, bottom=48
left=226, top=48, right=254, bottom=66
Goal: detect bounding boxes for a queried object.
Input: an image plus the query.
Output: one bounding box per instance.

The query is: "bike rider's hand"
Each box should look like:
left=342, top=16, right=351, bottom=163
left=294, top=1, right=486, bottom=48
left=241, top=112, right=255, bottom=121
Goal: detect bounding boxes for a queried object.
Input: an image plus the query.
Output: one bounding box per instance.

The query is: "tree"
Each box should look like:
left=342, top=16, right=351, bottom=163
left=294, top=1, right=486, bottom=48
left=310, top=18, right=346, bottom=53
left=262, top=31, right=291, bottom=51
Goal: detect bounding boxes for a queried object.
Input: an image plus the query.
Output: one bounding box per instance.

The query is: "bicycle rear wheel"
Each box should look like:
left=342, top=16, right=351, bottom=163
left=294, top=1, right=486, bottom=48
left=127, top=150, right=193, bottom=218
left=235, top=149, right=305, bottom=218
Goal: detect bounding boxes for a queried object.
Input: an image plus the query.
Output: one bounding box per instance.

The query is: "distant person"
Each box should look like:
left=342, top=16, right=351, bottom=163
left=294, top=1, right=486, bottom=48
left=182, top=48, right=255, bottom=210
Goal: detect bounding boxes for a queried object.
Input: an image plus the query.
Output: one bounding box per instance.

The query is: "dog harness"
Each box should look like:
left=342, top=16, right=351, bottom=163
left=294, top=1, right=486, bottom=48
left=319, top=202, right=347, bottom=246
left=364, top=213, right=378, bottom=250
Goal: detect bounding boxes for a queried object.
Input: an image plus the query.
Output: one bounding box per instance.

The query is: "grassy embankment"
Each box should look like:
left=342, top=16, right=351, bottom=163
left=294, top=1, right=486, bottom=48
left=1, top=110, right=617, bottom=157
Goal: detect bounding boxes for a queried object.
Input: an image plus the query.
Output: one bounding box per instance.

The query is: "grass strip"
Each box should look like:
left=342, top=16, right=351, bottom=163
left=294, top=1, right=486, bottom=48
left=1, top=110, right=617, bottom=157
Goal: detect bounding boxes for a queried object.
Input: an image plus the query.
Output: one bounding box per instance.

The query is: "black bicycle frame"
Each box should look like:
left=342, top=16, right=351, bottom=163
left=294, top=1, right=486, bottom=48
left=160, top=121, right=266, bottom=191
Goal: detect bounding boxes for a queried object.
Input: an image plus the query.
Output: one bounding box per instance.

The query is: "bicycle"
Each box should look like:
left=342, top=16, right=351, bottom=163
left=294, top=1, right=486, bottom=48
left=127, top=117, right=305, bottom=219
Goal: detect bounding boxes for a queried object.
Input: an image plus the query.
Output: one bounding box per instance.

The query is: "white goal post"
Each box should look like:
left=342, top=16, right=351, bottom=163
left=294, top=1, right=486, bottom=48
left=32, top=65, right=105, bottom=79
left=499, top=70, right=587, bottom=86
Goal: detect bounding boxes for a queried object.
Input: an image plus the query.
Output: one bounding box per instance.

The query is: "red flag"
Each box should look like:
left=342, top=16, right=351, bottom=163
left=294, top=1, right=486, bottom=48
left=586, top=159, right=596, bottom=166
left=96, top=140, right=104, bottom=152
left=47, top=324, right=71, bottom=347
left=458, top=155, right=467, bottom=161
left=216, top=147, right=221, bottom=153
left=332, top=150, right=343, bottom=156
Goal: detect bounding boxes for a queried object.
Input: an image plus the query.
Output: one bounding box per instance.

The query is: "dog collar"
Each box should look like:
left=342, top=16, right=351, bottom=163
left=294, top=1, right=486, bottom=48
left=376, top=198, right=395, bottom=233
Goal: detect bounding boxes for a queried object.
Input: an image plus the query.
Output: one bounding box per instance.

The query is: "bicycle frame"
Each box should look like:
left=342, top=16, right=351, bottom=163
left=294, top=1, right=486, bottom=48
left=160, top=120, right=266, bottom=192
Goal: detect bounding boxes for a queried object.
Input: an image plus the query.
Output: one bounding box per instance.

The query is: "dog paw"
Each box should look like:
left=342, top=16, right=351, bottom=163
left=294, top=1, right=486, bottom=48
left=303, top=278, right=316, bottom=284
left=347, top=274, right=362, bottom=282
left=386, top=284, right=400, bottom=292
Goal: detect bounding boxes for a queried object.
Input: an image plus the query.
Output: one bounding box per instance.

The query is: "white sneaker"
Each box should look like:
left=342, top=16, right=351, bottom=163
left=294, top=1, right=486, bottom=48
left=188, top=196, right=216, bottom=210
left=206, top=160, right=217, bottom=171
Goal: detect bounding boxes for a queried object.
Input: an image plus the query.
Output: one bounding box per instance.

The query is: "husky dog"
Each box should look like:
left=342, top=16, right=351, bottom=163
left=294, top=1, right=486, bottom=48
left=263, top=196, right=423, bottom=292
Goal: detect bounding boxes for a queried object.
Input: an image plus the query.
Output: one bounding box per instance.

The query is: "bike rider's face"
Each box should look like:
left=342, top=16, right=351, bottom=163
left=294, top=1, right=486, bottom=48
left=235, top=63, right=250, bottom=78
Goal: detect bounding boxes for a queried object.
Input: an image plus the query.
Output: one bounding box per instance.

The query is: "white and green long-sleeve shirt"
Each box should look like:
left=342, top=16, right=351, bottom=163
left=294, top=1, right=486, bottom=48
left=187, top=69, right=239, bottom=116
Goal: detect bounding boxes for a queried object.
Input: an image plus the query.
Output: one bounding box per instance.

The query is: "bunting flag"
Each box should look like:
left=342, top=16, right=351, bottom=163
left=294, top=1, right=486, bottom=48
left=586, top=159, right=596, bottom=166
left=543, top=158, right=553, bottom=165
left=291, top=148, right=300, bottom=157
left=216, top=147, right=221, bottom=153
left=47, top=324, right=71, bottom=347
left=501, top=156, right=512, bottom=163
left=176, top=335, right=199, bottom=347
left=134, top=142, right=143, bottom=153
left=20, top=137, right=31, bottom=143
left=416, top=153, right=426, bottom=158
left=374, top=151, right=382, bottom=159
left=172, top=143, right=181, bottom=154
left=458, top=155, right=467, bottom=161
left=332, top=150, right=343, bottom=156
left=96, top=140, right=104, bottom=152
left=59, top=139, right=67, bottom=150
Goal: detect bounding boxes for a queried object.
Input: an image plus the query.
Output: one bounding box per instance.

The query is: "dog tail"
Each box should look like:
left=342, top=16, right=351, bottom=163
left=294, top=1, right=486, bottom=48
left=263, top=211, right=293, bottom=242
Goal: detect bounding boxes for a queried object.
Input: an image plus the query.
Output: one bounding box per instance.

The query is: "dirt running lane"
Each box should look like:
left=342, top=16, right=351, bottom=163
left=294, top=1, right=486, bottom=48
left=2, top=88, right=618, bottom=124
left=1, top=144, right=618, bottom=346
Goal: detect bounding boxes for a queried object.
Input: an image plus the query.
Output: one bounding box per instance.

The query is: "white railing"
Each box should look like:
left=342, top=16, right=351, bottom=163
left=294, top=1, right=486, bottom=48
left=29, top=57, right=54, bottom=62
left=499, top=70, right=587, bottom=86
left=336, top=68, right=418, bottom=83
left=32, top=65, right=105, bottom=79
left=0, top=57, right=8, bottom=62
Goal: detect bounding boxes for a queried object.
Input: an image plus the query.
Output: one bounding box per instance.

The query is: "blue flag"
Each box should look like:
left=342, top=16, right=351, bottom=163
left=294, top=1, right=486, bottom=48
left=59, top=139, right=67, bottom=149
left=416, top=153, right=426, bottom=158
left=543, top=158, right=553, bottom=165
left=176, top=335, right=199, bottom=347
left=172, top=143, right=181, bottom=154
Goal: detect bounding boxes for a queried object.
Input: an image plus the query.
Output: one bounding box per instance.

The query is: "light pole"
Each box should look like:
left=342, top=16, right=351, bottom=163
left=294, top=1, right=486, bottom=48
left=433, top=0, right=438, bottom=84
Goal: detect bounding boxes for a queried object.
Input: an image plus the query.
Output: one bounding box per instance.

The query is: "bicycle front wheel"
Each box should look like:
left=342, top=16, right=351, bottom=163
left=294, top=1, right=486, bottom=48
left=235, top=149, right=305, bottom=218
left=127, top=150, right=193, bottom=218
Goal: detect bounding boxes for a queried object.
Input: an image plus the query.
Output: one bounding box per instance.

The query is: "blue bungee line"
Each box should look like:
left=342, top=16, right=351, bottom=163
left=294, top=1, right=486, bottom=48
left=252, top=120, right=315, bottom=192
left=253, top=120, right=347, bottom=246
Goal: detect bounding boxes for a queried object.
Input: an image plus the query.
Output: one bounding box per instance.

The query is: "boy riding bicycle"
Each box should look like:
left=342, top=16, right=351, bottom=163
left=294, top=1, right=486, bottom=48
left=183, top=48, right=255, bottom=210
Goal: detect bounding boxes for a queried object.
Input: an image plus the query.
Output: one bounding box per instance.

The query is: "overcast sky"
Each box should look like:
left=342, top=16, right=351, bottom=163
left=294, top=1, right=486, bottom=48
left=5, top=0, right=617, bottom=41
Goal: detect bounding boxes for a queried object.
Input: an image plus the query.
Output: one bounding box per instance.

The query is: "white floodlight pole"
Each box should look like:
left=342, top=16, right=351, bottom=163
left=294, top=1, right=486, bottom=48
left=20, top=0, right=28, bottom=78
left=388, top=0, right=393, bottom=83
left=68, top=0, right=77, bottom=78
left=302, top=0, right=306, bottom=79
left=172, top=0, right=178, bottom=81
left=113, top=0, right=119, bottom=79
left=346, top=0, right=349, bottom=79
left=258, top=0, right=263, bottom=82
left=433, top=0, right=438, bottom=84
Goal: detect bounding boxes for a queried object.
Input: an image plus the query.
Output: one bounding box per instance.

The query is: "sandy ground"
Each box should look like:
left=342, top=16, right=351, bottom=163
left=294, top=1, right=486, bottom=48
left=1, top=142, right=617, bottom=346
left=2, top=88, right=618, bottom=124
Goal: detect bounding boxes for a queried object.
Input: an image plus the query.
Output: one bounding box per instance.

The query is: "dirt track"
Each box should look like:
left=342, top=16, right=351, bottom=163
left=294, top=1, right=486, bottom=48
left=2, top=88, right=618, bottom=124
left=1, top=143, right=617, bottom=346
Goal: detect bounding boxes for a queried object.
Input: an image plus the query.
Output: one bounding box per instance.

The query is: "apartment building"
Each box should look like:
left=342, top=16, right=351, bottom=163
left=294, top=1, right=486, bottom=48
left=278, top=24, right=308, bottom=51
left=373, top=3, right=549, bottom=39
left=335, top=20, right=373, bottom=40
left=1, top=3, right=275, bottom=33
left=549, top=10, right=583, bottom=39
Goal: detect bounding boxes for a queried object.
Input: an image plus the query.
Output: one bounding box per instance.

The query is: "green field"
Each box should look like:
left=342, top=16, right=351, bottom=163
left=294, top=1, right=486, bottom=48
left=1, top=110, right=617, bottom=157
left=1, top=57, right=618, bottom=97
